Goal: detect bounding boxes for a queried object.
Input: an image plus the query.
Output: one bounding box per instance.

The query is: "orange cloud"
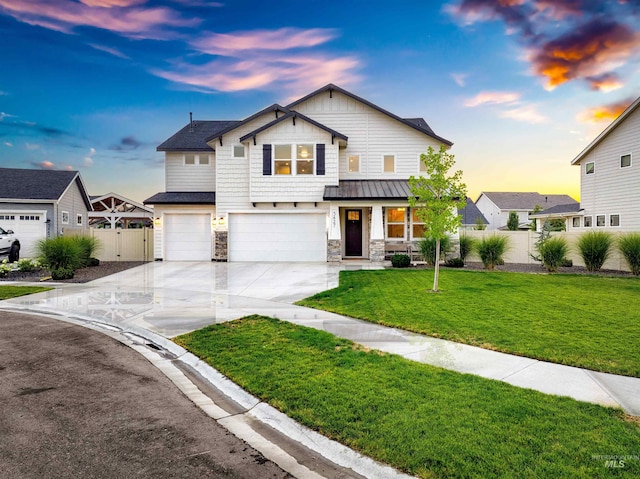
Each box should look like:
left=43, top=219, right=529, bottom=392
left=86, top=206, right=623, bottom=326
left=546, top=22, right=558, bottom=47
left=578, top=97, right=634, bottom=123
left=530, top=20, right=640, bottom=90
left=586, top=73, right=623, bottom=92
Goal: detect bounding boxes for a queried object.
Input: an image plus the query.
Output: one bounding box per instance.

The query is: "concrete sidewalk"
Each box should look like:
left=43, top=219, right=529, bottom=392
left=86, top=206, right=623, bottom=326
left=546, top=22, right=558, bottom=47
left=1, top=260, right=639, bottom=416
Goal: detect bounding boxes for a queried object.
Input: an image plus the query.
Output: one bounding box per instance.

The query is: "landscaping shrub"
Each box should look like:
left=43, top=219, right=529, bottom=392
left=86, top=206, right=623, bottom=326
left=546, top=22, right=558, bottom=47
left=458, top=235, right=475, bottom=262
left=577, top=231, right=613, bottom=272
left=477, top=235, right=510, bottom=270
left=443, top=257, right=464, bottom=268
left=618, top=233, right=640, bottom=275
left=36, top=236, right=83, bottom=272
left=87, top=257, right=100, bottom=267
left=418, top=236, right=451, bottom=265
left=17, top=258, right=40, bottom=273
left=74, top=235, right=101, bottom=267
left=51, top=267, right=75, bottom=280
left=538, top=236, right=569, bottom=272
left=390, top=253, right=410, bottom=268
left=560, top=258, right=573, bottom=268
left=0, top=260, right=11, bottom=278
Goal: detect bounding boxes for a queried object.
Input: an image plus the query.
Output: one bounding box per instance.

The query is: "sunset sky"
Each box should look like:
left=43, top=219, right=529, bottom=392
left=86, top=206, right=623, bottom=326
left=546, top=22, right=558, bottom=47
left=1, top=0, right=639, bottom=203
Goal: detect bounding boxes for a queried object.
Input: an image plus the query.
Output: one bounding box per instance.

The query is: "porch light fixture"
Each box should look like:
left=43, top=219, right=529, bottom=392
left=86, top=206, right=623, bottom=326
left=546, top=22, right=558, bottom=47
left=153, top=217, right=161, bottom=227
left=218, top=216, right=226, bottom=226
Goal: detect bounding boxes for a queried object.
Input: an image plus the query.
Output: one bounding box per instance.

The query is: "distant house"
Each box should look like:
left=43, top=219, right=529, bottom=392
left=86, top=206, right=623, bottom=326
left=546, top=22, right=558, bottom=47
left=0, top=168, right=92, bottom=256
left=475, top=192, right=578, bottom=230
left=458, top=197, right=488, bottom=230
left=569, top=95, right=640, bottom=231
left=529, top=203, right=583, bottom=231
left=90, top=193, right=153, bottom=229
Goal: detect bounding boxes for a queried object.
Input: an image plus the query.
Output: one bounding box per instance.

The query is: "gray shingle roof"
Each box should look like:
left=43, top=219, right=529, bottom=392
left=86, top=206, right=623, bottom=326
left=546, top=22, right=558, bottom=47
left=143, top=192, right=215, bottom=205
left=157, top=121, right=240, bottom=151
left=323, top=180, right=412, bottom=200
left=0, top=168, right=86, bottom=203
left=458, top=197, right=488, bottom=225
left=478, top=192, right=578, bottom=210
left=530, top=203, right=582, bottom=217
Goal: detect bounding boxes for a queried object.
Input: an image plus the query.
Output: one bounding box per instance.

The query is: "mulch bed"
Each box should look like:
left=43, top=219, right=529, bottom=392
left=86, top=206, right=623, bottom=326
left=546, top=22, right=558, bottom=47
left=0, top=262, right=146, bottom=283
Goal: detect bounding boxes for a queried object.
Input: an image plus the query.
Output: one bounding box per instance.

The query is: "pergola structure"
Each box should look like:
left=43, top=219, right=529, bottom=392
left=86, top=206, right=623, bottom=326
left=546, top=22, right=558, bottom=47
left=89, top=193, right=153, bottom=229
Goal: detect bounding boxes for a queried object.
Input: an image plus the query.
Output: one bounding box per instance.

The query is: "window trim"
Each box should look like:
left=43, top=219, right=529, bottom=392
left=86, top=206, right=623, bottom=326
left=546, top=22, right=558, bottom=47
left=61, top=211, right=70, bottom=225
left=348, top=154, right=360, bottom=173
left=596, top=214, right=606, bottom=227
left=620, top=153, right=632, bottom=169
left=273, top=143, right=316, bottom=176
left=583, top=215, right=592, bottom=227
left=76, top=214, right=83, bottom=226
left=572, top=216, right=581, bottom=228
left=609, top=214, right=620, bottom=227
left=385, top=207, right=407, bottom=240
left=585, top=161, right=595, bottom=175
left=184, top=153, right=210, bottom=166
left=383, top=154, right=396, bottom=174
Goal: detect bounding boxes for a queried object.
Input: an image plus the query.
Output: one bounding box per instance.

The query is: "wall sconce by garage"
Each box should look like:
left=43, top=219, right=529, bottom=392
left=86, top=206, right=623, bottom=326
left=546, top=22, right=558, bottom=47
left=212, top=217, right=218, bottom=227
left=218, top=216, right=226, bottom=227
left=153, top=217, right=161, bottom=227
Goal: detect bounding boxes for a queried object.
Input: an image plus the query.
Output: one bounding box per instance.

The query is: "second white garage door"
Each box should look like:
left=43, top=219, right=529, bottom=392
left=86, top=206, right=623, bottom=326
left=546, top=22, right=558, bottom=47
left=164, top=214, right=212, bottom=261
left=229, top=213, right=327, bottom=262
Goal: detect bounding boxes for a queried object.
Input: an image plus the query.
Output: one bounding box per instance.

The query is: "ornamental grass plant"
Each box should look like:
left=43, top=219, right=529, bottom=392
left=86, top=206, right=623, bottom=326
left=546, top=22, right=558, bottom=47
left=538, top=236, right=569, bottom=272
left=477, top=235, right=510, bottom=270
left=577, top=231, right=613, bottom=272
left=618, top=233, right=640, bottom=275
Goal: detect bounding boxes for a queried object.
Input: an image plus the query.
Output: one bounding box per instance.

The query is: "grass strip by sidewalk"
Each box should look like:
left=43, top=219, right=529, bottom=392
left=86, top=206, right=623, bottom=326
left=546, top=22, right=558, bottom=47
left=175, top=316, right=640, bottom=479
left=297, top=269, right=640, bottom=377
left=0, top=286, right=52, bottom=300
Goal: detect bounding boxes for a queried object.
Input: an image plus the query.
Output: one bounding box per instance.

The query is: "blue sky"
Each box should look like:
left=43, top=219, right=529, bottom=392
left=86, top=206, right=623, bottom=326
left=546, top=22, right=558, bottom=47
left=1, top=0, right=639, bottom=203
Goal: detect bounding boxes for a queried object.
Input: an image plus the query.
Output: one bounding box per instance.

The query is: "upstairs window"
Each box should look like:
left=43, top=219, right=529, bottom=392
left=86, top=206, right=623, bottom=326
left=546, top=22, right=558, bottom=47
left=596, top=215, right=605, bottom=227
left=184, top=154, right=210, bottom=165
left=621, top=154, right=631, bottom=168
left=419, top=156, right=427, bottom=173
left=76, top=214, right=83, bottom=226
left=383, top=155, right=395, bottom=173
left=348, top=155, right=360, bottom=173
left=233, top=145, right=246, bottom=158
left=274, top=143, right=315, bottom=175
left=584, top=216, right=592, bottom=227
left=572, top=217, right=580, bottom=228
left=386, top=207, right=406, bottom=239
left=62, top=211, right=69, bottom=224
left=610, top=214, right=620, bottom=227
left=585, top=162, right=595, bottom=175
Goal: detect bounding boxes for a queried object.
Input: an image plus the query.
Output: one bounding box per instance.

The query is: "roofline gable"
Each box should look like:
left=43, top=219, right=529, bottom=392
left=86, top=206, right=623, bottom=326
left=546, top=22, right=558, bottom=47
left=205, top=104, right=290, bottom=144
left=286, top=83, right=453, bottom=146
left=238, top=111, right=348, bottom=144
left=571, top=95, right=640, bottom=165
left=59, top=172, right=93, bottom=211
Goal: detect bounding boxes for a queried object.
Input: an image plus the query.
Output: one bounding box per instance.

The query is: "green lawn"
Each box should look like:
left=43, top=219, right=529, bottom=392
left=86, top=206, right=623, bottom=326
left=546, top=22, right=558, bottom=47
left=0, top=285, right=52, bottom=300
left=297, top=269, right=640, bottom=377
left=175, top=316, right=640, bottom=479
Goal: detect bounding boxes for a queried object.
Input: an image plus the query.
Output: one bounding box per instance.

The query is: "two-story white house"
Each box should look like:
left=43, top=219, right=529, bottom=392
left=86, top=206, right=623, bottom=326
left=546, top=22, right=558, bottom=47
left=569, top=95, right=640, bottom=231
left=144, top=84, right=453, bottom=262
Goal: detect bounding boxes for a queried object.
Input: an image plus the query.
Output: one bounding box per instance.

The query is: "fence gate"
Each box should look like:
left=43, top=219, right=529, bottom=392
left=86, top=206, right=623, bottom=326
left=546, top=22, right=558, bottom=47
left=82, top=228, right=153, bottom=262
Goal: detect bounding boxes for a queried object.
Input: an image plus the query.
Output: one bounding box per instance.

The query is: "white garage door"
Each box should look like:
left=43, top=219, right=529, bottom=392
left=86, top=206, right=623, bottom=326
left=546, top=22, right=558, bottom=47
left=229, top=213, right=327, bottom=262
left=164, top=214, right=212, bottom=261
left=0, top=211, right=47, bottom=257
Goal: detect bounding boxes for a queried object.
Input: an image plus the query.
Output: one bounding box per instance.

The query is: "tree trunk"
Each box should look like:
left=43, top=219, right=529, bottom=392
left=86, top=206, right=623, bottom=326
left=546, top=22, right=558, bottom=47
left=433, top=238, right=441, bottom=292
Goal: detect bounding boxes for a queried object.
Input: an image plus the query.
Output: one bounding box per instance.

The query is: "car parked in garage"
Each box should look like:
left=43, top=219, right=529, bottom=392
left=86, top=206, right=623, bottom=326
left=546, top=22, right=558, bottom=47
left=0, top=226, right=20, bottom=262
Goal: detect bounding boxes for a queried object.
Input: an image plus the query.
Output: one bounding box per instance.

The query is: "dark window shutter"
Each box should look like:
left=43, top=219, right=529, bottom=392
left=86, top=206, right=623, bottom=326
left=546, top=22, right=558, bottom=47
left=316, top=144, right=325, bottom=175
left=263, top=144, right=272, bottom=175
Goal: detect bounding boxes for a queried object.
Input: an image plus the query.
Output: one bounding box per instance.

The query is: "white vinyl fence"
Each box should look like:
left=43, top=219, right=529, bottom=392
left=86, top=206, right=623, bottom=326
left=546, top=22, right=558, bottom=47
left=463, top=230, right=632, bottom=272
left=66, top=228, right=153, bottom=262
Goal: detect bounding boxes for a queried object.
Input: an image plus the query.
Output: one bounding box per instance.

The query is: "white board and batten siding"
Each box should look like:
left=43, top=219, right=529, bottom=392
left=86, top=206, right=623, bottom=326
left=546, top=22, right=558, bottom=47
left=292, top=91, right=445, bottom=180
left=165, top=152, right=216, bottom=192
left=578, top=106, right=640, bottom=231
left=228, top=212, right=327, bottom=262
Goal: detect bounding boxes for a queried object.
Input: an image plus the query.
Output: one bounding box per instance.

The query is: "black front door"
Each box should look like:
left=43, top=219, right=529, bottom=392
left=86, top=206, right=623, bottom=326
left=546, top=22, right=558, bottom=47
left=345, top=209, right=363, bottom=256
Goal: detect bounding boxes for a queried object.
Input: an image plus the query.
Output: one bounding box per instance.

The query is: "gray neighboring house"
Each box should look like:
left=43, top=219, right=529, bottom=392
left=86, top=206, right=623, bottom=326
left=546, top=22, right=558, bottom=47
left=0, top=168, right=92, bottom=256
left=475, top=192, right=578, bottom=230
left=458, top=197, right=488, bottom=230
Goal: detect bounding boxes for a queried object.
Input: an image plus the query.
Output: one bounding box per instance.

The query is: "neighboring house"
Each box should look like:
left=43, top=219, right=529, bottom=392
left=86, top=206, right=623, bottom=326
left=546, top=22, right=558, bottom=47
left=90, top=193, right=153, bottom=229
left=475, top=192, right=578, bottom=230
left=570, top=95, right=640, bottom=231
left=458, top=197, right=488, bottom=230
left=0, top=168, right=92, bottom=256
left=529, top=203, right=583, bottom=231
left=145, top=83, right=454, bottom=262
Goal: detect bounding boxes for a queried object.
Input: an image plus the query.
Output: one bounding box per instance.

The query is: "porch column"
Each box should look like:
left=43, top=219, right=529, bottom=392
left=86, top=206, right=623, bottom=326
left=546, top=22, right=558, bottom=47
left=370, top=205, right=385, bottom=262
left=327, top=203, right=341, bottom=262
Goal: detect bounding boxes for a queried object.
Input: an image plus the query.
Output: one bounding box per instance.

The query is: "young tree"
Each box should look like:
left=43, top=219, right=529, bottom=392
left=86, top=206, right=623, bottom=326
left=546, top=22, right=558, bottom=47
left=409, top=145, right=467, bottom=292
left=507, top=210, right=519, bottom=231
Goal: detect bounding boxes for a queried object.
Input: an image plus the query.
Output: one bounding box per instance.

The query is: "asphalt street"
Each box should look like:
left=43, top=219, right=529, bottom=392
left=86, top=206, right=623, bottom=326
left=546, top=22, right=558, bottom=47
left=0, top=310, right=292, bottom=479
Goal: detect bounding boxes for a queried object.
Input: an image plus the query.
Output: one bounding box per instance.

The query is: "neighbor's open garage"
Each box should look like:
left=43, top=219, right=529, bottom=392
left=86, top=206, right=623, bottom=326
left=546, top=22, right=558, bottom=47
left=228, top=212, right=327, bottom=262
left=164, top=213, right=212, bottom=261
